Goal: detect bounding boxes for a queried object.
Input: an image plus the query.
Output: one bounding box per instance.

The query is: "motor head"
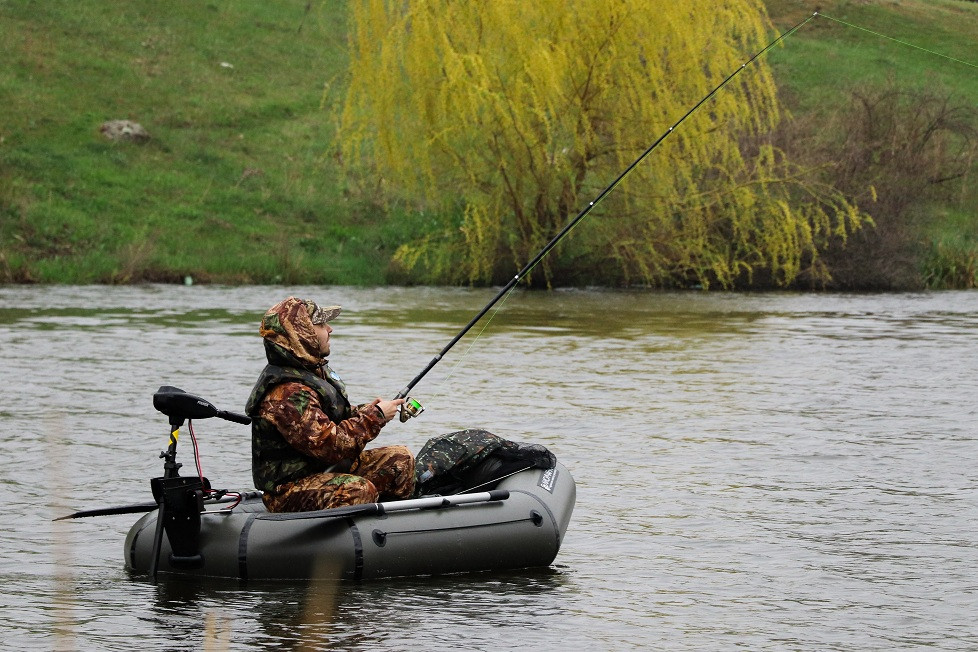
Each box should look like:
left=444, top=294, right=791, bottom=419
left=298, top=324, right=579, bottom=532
left=153, top=386, right=251, bottom=427
left=153, top=386, right=218, bottom=426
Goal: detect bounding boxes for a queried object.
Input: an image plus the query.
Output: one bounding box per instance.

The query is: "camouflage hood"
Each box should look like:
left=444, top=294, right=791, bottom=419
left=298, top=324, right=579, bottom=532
left=259, top=296, right=324, bottom=369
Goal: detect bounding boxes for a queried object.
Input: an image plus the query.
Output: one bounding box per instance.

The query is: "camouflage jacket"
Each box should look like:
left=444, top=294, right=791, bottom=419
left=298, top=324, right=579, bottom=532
left=245, top=298, right=386, bottom=494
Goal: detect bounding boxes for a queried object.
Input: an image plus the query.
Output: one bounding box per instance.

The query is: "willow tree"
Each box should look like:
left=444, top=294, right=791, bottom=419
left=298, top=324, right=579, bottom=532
left=337, top=0, right=864, bottom=287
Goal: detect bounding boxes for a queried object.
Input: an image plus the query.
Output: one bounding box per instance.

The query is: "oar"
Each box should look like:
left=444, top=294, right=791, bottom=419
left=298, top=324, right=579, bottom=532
left=255, top=489, right=509, bottom=522
left=53, top=489, right=508, bottom=522
left=54, top=502, right=160, bottom=521
left=53, top=491, right=262, bottom=521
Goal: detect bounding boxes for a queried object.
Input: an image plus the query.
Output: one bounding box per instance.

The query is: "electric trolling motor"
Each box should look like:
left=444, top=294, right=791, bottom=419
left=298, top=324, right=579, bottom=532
left=148, top=385, right=251, bottom=578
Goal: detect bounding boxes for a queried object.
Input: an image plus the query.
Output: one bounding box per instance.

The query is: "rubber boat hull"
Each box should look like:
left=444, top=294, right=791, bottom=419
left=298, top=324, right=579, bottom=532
left=124, top=462, right=575, bottom=580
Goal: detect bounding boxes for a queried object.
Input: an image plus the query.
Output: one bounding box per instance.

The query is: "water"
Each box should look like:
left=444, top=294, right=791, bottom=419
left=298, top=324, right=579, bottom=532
left=1, top=285, right=976, bottom=650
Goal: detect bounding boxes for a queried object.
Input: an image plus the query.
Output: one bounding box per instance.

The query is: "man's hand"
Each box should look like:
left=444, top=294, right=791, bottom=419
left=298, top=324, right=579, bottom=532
left=367, top=398, right=405, bottom=423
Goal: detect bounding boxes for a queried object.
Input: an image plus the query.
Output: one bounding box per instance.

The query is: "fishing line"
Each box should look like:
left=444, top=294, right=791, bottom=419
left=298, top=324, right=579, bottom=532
left=422, top=288, right=518, bottom=399
left=395, top=11, right=817, bottom=403
left=453, top=465, right=534, bottom=496
left=817, top=13, right=978, bottom=69
left=399, top=8, right=977, bottom=404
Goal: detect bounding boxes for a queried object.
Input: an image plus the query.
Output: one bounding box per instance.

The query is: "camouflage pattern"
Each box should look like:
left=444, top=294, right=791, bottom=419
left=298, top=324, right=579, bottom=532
left=247, top=359, right=351, bottom=420
left=306, top=301, right=341, bottom=325
left=259, top=296, right=327, bottom=367
left=263, top=472, right=377, bottom=512
left=263, top=445, right=415, bottom=511
left=247, top=296, right=415, bottom=511
left=251, top=380, right=382, bottom=494
left=413, top=429, right=556, bottom=497
left=413, top=429, right=504, bottom=495
left=351, top=445, right=416, bottom=499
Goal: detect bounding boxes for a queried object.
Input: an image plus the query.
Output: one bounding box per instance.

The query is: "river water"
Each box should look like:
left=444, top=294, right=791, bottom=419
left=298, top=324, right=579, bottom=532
left=1, top=285, right=976, bottom=650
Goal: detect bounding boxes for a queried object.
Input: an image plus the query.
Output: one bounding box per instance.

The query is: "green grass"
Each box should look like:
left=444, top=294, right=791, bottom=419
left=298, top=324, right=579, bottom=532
left=766, top=1, right=978, bottom=115
left=764, top=0, right=978, bottom=287
left=0, top=0, right=388, bottom=284
left=1, top=0, right=976, bottom=286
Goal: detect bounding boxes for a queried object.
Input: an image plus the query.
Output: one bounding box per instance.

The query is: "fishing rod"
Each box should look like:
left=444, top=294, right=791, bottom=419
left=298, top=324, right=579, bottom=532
left=394, top=11, right=819, bottom=415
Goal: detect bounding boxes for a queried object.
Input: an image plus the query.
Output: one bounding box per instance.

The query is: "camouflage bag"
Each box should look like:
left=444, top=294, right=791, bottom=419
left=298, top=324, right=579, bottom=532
left=413, top=428, right=556, bottom=497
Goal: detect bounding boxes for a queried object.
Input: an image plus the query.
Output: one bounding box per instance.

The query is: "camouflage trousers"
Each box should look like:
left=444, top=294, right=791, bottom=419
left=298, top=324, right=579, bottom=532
left=263, top=445, right=415, bottom=513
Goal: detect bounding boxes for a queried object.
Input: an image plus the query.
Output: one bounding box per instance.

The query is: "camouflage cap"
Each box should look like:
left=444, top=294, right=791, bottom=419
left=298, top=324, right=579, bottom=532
left=304, top=301, right=341, bottom=325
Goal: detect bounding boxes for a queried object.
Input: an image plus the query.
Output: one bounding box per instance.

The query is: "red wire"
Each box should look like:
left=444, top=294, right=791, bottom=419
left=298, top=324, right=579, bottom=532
left=188, top=420, right=242, bottom=510
left=224, top=491, right=243, bottom=510
left=188, top=420, right=204, bottom=479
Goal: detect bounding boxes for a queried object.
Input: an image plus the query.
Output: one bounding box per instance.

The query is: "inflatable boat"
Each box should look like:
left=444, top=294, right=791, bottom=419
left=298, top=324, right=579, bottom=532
left=124, top=461, right=575, bottom=581
left=101, top=386, right=576, bottom=581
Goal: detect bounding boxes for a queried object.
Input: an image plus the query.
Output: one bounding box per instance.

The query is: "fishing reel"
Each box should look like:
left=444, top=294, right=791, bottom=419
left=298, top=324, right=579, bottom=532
left=399, top=396, right=425, bottom=422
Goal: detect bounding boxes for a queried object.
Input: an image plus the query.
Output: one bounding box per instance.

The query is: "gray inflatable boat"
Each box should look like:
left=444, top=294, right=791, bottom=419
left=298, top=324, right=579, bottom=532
left=124, top=462, right=575, bottom=581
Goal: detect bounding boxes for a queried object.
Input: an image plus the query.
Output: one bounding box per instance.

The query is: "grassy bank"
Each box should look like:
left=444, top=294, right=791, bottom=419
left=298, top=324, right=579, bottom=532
left=766, top=0, right=978, bottom=289
left=0, top=1, right=376, bottom=284
left=1, top=0, right=976, bottom=287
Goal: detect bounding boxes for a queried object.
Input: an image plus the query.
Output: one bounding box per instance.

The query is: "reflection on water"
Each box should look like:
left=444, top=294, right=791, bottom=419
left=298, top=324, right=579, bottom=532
left=1, top=285, right=977, bottom=650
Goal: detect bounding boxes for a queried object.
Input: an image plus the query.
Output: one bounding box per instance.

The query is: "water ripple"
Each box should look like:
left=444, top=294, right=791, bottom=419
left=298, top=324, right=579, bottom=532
left=1, top=287, right=977, bottom=649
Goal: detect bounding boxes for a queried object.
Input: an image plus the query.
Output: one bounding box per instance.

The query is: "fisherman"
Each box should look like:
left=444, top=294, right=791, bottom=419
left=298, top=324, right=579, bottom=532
left=245, top=296, right=415, bottom=512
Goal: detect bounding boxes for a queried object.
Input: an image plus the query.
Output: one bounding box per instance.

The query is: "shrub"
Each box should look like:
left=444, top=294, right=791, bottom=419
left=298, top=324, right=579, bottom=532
left=810, top=83, right=978, bottom=289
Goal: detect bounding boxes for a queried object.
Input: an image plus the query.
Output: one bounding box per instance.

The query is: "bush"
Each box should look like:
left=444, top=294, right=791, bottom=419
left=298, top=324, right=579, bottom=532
left=922, top=240, right=978, bottom=289
left=809, top=84, right=978, bottom=289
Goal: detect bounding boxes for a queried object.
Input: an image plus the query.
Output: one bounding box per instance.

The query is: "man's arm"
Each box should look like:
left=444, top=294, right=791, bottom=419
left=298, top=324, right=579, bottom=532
left=260, top=382, right=386, bottom=464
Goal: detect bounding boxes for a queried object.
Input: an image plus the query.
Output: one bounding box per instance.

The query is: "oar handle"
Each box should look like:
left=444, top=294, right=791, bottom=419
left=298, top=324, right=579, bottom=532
left=256, top=489, right=509, bottom=522
left=378, top=489, right=509, bottom=514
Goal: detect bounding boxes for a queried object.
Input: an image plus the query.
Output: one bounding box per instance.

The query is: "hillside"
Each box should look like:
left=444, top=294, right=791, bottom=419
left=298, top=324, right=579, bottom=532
left=765, top=0, right=978, bottom=288
left=0, top=1, right=360, bottom=284
left=0, top=0, right=975, bottom=287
